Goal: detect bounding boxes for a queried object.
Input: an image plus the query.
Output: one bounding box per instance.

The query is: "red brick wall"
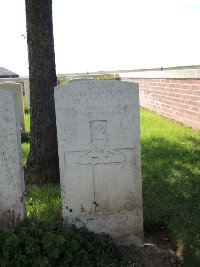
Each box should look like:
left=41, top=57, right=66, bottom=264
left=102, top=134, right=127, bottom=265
left=121, top=78, right=200, bottom=130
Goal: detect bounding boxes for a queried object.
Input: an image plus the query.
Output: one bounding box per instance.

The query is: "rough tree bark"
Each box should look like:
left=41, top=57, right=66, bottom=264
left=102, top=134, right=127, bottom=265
left=25, top=0, right=59, bottom=184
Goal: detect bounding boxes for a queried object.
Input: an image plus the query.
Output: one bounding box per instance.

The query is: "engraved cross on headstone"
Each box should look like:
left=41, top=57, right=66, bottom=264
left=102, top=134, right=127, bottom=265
left=64, top=120, right=133, bottom=212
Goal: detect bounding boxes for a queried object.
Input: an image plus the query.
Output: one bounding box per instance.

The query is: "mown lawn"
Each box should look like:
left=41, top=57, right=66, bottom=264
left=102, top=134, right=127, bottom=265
left=140, top=108, right=200, bottom=266
left=22, top=109, right=200, bottom=266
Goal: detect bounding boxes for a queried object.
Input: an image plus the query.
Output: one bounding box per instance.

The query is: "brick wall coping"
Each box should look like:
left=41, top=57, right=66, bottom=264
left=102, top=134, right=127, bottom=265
left=1, top=65, right=200, bottom=81
left=119, top=67, right=200, bottom=79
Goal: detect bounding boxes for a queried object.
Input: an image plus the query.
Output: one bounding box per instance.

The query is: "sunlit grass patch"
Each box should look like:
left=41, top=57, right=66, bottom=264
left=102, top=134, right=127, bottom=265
left=25, top=113, right=30, bottom=134
left=21, top=111, right=30, bottom=165
left=22, top=142, right=30, bottom=166
left=26, top=185, right=62, bottom=221
left=140, top=108, right=200, bottom=266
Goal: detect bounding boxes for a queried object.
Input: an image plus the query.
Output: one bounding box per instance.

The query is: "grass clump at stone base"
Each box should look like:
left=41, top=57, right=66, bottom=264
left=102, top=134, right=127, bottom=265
left=0, top=218, right=128, bottom=267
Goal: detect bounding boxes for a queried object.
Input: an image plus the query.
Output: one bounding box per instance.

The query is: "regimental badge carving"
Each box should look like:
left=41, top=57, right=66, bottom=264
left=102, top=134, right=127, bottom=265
left=78, top=120, right=125, bottom=165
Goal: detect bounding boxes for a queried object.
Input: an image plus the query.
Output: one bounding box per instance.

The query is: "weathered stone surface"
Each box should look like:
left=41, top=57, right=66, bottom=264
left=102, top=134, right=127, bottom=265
left=54, top=80, right=143, bottom=246
left=0, top=89, right=25, bottom=228
left=0, top=82, right=25, bottom=131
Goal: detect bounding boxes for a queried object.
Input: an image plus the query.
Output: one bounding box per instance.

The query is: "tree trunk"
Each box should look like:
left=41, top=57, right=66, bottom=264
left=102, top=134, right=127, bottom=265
left=25, top=0, right=59, bottom=184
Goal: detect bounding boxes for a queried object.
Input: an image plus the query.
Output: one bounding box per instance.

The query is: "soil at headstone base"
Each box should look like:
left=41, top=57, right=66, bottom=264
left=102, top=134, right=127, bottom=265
left=121, top=230, right=184, bottom=267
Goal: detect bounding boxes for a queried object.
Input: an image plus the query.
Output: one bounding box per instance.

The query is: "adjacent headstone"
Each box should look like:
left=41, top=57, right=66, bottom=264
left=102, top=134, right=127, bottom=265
left=0, top=82, right=25, bottom=131
left=54, top=80, right=143, bottom=246
left=0, top=89, right=25, bottom=228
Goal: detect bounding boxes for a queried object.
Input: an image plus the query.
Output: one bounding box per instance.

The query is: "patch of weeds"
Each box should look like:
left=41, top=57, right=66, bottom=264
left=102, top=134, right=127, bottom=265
left=0, top=218, right=128, bottom=267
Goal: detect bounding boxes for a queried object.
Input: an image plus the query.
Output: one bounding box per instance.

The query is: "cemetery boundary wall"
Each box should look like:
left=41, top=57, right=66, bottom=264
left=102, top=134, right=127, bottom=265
left=120, top=66, right=200, bottom=130
left=1, top=66, right=199, bottom=130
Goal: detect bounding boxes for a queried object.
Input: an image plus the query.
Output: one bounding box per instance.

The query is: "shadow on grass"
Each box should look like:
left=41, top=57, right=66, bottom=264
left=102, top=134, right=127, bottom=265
left=142, top=136, right=200, bottom=266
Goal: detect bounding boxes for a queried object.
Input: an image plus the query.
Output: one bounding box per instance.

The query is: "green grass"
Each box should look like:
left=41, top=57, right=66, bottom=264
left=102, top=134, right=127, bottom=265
left=22, top=108, right=200, bottom=266
left=140, top=108, right=200, bottom=266
left=22, top=142, right=30, bottom=166
left=26, top=185, right=61, bottom=221
left=25, top=113, right=30, bottom=134
left=22, top=113, right=30, bottom=166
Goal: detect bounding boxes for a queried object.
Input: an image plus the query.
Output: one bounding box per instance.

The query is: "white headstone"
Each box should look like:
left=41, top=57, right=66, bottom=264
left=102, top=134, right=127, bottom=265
left=54, top=80, right=143, bottom=246
left=0, top=89, right=25, bottom=228
left=0, top=82, right=25, bottom=131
